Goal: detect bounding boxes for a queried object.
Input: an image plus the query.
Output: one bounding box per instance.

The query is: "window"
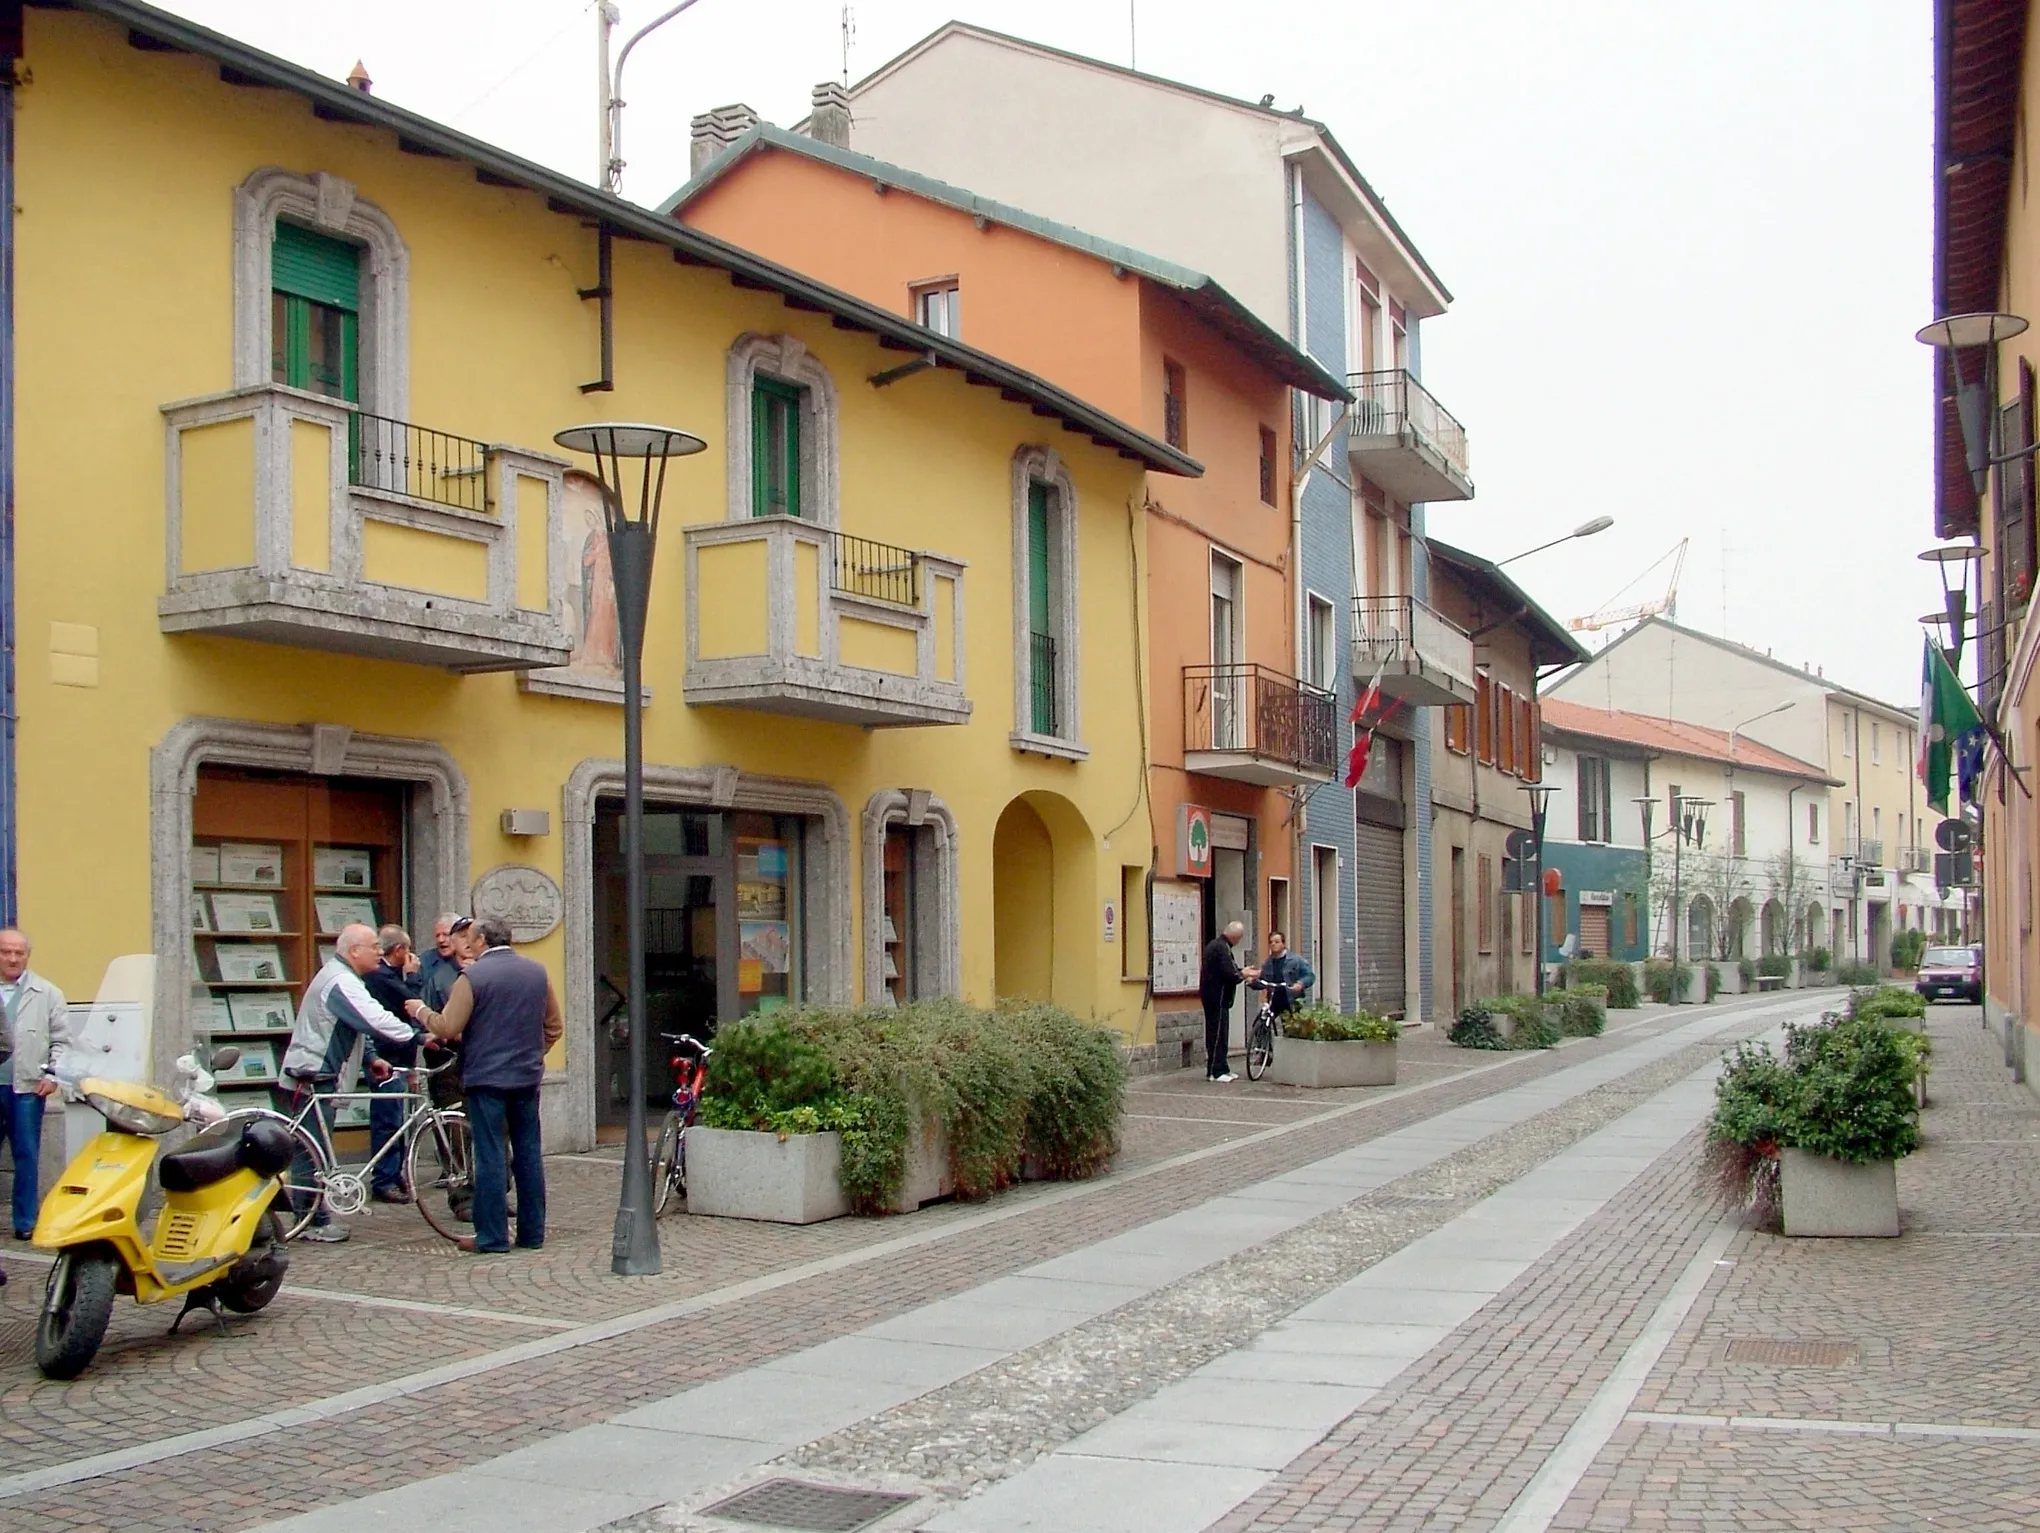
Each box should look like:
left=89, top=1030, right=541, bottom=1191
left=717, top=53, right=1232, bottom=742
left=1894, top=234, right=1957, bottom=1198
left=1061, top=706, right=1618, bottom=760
left=1477, top=854, right=1494, bottom=953
left=1011, top=447, right=1082, bottom=752
left=271, top=222, right=361, bottom=402
left=1210, top=552, right=1243, bottom=747
left=1259, top=426, right=1278, bottom=506
left=1268, top=878, right=1291, bottom=954
left=1731, top=790, right=1747, bottom=857
left=1499, top=685, right=1518, bottom=776
left=1163, top=358, right=1188, bottom=449
left=1578, top=756, right=1611, bottom=842
left=1844, top=799, right=1858, bottom=848
left=1808, top=801, right=1820, bottom=844
left=1623, top=892, right=1640, bottom=948
left=1443, top=705, right=1470, bottom=755
left=1871, top=721, right=1881, bottom=765
left=1872, top=806, right=1882, bottom=845
left=882, top=825, right=919, bottom=1006
left=1841, top=711, right=1854, bottom=756
left=1306, top=594, right=1335, bottom=691
left=1121, top=865, right=1148, bottom=980
left=751, top=374, right=805, bottom=518
left=1475, top=673, right=1494, bottom=764
left=913, top=280, right=960, bottom=338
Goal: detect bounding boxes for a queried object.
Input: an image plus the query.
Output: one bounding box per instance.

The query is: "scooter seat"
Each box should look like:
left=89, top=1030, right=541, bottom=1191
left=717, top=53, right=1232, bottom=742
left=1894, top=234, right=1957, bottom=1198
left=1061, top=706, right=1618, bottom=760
left=159, top=1119, right=295, bottom=1193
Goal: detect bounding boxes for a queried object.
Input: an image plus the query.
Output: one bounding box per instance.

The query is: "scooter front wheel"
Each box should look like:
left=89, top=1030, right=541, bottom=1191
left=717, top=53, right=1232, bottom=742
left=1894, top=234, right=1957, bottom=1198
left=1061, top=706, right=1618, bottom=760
left=35, top=1247, right=119, bottom=1380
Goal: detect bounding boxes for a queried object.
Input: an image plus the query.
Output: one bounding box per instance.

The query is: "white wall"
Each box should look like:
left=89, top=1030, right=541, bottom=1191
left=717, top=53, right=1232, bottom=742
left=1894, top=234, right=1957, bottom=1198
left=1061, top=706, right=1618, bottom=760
left=1542, top=742, right=1652, bottom=849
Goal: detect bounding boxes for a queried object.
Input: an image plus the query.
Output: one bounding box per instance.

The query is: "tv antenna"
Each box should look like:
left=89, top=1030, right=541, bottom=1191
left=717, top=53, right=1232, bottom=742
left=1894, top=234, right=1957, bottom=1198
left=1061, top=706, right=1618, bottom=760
left=841, top=4, right=856, bottom=86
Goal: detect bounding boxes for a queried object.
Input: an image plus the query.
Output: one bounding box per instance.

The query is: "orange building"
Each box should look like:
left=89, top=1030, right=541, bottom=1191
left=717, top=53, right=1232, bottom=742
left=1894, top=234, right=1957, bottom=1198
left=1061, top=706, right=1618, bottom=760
left=672, top=111, right=1351, bottom=1067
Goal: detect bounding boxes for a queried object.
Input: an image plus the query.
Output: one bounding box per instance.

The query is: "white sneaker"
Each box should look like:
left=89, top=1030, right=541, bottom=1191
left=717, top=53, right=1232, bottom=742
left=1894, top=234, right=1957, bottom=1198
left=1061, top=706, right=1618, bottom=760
left=1216, top=1072, right=1238, bottom=1083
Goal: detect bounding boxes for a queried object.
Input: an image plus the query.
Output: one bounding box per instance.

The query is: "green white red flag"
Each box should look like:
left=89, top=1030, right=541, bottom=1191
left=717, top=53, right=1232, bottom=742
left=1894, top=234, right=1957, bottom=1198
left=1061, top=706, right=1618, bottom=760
left=1917, top=637, right=1984, bottom=814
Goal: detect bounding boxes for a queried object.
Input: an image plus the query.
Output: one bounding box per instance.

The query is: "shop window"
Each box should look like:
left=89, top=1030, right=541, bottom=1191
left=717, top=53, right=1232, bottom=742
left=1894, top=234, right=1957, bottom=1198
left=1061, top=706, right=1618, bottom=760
left=882, top=826, right=918, bottom=1006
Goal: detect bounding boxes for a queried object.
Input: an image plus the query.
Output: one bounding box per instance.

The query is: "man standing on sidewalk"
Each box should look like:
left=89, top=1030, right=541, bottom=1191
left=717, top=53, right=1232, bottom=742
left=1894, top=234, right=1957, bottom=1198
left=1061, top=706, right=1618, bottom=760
left=0, top=930, right=67, bottom=1239
left=358, top=926, right=424, bottom=1205
left=1200, top=921, right=1255, bottom=1083
left=409, top=918, right=560, bottom=1254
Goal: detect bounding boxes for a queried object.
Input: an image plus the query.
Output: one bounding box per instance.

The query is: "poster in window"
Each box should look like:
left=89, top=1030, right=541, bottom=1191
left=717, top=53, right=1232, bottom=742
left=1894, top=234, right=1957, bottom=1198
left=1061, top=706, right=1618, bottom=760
left=313, top=847, right=374, bottom=890
left=738, top=881, right=786, bottom=920
left=315, top=895, right=379, bottom=934
left=227, top=1042, right=279, bottom=1084
left=228, top=991, right=294, bottom=1032
left=203, top=994, right=234, bottom=1032
left=740, top=920, right=791, bottom=975
left=755, top=843, right=788, bottom=879
left=208, top=892, right=282, bottom=934
left=1150, top=881, right=1203, bottom=994
left=190, top=845, right=222, bottom=884
left=217, top=843, right=285, bottom=887
left=217, top=944, right=288, bottom=984
left=738, top=957, right=764, bottom=995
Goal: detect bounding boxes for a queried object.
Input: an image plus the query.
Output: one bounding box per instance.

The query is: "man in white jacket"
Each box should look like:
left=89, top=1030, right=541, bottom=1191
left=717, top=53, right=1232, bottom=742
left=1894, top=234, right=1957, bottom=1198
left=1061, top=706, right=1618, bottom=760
left=278, top=924, right=427, bottom=1242
left=0, top=929, right=68, bottom=1239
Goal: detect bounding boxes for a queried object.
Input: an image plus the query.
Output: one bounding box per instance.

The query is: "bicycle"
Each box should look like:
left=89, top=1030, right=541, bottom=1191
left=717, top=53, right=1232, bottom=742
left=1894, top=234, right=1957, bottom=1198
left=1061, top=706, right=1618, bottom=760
left=650, top=1033, right=712, bottom=1216
left=1245, top=1000, right=1278, bottom=1081
left=220, top=1053, right=474, bottom=1242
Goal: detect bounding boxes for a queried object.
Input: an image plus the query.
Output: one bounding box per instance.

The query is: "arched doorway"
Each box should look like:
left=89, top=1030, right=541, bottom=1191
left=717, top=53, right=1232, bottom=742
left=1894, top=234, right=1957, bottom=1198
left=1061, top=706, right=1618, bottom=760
left=1761, top=899, right=1786, bottom=956
left=1686, top=895, right=1714, bottom=962
left=993, top=798, right=1055, bottom=1001
left=1805, top=902, right=1826, bottom=955
left=1726, top=896, right=1754, bottom=958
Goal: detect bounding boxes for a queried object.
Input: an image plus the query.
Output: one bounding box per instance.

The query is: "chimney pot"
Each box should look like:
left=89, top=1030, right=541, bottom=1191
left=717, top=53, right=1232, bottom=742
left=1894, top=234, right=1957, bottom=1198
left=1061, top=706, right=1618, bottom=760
left=690, top=102, right=759, bottom=174
left=346, top=60, right=373, bottom=94
left=808, top=81, right=852, bottom=147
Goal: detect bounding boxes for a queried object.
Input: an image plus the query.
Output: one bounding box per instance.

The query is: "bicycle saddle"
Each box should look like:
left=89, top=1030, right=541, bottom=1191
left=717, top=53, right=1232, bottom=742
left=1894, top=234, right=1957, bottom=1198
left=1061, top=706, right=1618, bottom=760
left=158, top=1119, right=294, bottom=1192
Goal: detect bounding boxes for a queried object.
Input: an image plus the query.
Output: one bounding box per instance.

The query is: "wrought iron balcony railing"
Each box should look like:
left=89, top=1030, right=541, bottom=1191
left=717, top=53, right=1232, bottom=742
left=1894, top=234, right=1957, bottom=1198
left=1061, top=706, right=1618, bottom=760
left=1346, top=368, right=1473, bottom=502
left=832, top=530, right=921, bottom=609
left=349, top=411, right=491, bottom=513
left=1183, top=663, right=1337, bottom=785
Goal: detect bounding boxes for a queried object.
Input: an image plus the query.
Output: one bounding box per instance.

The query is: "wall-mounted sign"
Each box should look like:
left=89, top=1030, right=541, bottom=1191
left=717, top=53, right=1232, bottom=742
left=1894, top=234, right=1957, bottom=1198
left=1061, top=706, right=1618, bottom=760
left=1579, top=889, right=1616, bottom=907
left=471, top=864, right=565, bottom=943
left=1103, top=899, right=1118, bottom=944
left=1177, top=804, right=1213, bottom=879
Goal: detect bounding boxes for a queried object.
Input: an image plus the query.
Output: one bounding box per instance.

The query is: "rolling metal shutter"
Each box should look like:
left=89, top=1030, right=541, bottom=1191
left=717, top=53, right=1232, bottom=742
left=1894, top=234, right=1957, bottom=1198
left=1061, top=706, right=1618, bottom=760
left=1353, top=820, right=1405, bottom=1015
left=1579, top=904, right=1612, bottom=961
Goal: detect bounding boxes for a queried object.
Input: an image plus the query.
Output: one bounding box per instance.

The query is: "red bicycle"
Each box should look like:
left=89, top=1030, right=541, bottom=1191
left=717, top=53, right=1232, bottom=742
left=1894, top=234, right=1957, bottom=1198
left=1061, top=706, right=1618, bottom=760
left=651, top=1033, right=712, bottom=1216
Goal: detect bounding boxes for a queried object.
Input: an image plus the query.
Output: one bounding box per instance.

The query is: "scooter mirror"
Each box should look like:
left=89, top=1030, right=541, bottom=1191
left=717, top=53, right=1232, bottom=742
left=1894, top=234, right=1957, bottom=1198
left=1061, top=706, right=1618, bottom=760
left=208, top=1045, right=241, bottom=1072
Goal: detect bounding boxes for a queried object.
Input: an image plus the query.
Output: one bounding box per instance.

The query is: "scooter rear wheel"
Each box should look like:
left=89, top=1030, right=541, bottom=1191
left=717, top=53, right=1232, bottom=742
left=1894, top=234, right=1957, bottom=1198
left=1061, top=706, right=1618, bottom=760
left=217, top=1210, right=289, bottom=1314
left=35, top=1247, right=119, bottom=1380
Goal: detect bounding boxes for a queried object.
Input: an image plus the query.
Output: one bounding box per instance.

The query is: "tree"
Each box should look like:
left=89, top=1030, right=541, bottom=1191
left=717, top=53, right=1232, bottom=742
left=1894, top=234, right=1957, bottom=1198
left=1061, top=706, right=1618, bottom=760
left=1692, top=848, right=1754, bottom=958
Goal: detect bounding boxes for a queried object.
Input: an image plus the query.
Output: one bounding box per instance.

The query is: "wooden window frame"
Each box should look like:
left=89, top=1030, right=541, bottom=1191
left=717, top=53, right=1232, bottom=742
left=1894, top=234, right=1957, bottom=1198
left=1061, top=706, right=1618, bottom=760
left=751, top=373, right=806, bottom=519
left=1499, top=685, right=1517, bottom=778
left=1259, top=426, right=1278, bottom=506
left=1475, top=673, right=1494, bottom=764
left=1477, top=853, right=1494, bottom=953
left=1163, top=358, right=1188, bottom=450
left=1444, top=704, right=1470, bottom=756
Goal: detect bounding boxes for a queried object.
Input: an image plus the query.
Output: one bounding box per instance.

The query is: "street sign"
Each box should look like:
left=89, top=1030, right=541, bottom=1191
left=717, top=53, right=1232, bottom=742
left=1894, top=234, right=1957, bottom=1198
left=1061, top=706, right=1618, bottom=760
left=1505, top=830, right=1536, bottom=862
left=1502, top=856, right=1526, bottom=893
left=1936, top=819, right=1975, bottom=853
left=1935, top=850, right=1975, bottom=887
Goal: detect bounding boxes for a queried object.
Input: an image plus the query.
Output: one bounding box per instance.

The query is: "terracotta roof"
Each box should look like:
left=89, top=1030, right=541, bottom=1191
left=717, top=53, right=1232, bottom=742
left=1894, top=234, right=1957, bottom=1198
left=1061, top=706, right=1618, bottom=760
left=1538, top=699, right=1842, bottom=784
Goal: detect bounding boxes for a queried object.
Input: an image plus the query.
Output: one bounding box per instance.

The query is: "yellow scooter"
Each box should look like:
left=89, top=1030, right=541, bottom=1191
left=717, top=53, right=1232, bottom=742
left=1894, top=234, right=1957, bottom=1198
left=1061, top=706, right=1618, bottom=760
left=31, top=1049, right=293, bottom=1379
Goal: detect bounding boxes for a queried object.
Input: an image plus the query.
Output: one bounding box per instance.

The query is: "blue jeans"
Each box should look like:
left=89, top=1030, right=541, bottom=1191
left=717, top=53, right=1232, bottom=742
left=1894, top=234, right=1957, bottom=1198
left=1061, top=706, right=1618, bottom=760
left=0, top=1082, right=45, bottom=1235
left=273, top=1077, right=338, bottom=1227
left=465, top=1086, right=545, bottom=1252
left=367, top=1040, right=416, bottom=1193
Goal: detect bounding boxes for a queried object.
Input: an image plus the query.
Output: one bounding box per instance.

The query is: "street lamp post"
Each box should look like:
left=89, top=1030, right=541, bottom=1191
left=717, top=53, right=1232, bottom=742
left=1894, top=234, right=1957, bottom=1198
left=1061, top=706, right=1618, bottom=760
left=1519, top=784, right=1558, bottom=995
left=554, top=422, right=706, bottom=1277
left=1665, top=794, right=1713, bottom=1004
left=1495, top=516, right=1615, bottom=568
left=598, top=0, right=712, bottom=194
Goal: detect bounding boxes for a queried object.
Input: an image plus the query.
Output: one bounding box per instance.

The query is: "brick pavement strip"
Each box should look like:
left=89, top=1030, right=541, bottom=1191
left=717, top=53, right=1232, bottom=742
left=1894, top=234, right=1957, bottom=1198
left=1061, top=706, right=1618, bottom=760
left=1209, top=1003, right=2040, bottom=1533
left=0, top=997, right=1795, bottom=1532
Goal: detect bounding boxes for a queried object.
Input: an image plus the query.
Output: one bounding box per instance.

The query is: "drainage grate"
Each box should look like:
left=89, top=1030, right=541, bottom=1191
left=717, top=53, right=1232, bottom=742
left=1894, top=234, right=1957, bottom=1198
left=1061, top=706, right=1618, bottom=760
left=701, top=1479, right=917, bottom=1532
left=1723, top=1338, right=1860, bottom=1367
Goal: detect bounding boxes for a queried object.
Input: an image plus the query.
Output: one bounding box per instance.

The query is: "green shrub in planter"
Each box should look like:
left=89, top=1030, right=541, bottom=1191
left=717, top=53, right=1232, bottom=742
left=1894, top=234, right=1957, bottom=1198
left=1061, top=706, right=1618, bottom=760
left=1833, top=960, right=1880, bottom=986
left=1706, top=964, right=1722, bottom=1000
left=1756, top=954, right=1791, bottom=979
left=1485, top=993, right=1559, bottom=1049
left=1891, top=928, right=1928, bottom=971
left=698, top=1018, right=850, bottom=1132
left=1556, top=989, right=1607, bottom=1037
left=1806, top=946, right=1832, bottom=973
left=1449, top=1002, right=1507, bottom=1050
left=1643, top=957, right=1691, bottom=1004
left=1849, top=985, right=1927, bottom=1023
left=1567, top=958, right=1639, bottom=1008
left=1283, top=1006, right=1400, bottom=1043
left=1737, top=957, right=1756, bottom=988
left=1002, top=1000, right=1126, bottom=1182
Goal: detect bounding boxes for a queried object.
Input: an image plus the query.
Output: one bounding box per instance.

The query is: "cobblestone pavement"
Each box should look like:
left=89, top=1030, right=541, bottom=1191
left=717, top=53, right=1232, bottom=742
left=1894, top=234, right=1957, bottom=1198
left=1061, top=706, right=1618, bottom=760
left=0, top=997, right=1790, bottom=1532
left=1210, top=1000, right=2040, bottom=1533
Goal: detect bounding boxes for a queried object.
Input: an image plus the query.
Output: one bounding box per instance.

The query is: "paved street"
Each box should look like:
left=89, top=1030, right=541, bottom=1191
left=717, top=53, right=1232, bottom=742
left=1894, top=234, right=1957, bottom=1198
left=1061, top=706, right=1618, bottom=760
left=0, top=990, right=2031, bottom=1532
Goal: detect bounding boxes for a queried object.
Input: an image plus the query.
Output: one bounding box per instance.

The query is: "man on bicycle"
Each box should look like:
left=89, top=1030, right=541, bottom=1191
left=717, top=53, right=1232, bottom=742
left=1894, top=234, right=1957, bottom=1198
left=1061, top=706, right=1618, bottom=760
left=1248, top=931, right=1314, bottom=1020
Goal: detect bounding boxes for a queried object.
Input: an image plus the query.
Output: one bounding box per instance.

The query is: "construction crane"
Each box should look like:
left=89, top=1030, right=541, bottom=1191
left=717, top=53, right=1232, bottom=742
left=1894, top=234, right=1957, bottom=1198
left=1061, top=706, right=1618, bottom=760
left=1568, top=538, right=1689, bottom=633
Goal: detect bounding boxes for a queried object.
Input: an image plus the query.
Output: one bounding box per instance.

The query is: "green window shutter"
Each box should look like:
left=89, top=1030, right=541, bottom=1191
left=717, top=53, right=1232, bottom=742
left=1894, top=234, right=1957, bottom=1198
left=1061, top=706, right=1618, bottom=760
left=272, top=221, right=361, bottom=310
left=751, top=375, right=804, bottom=518
left=1027, top=481, right=1055, bottom=734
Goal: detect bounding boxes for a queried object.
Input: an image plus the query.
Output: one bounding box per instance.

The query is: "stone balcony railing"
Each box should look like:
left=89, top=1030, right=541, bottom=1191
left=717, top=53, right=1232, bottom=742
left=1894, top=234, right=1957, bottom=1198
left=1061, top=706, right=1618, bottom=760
left=158, top=384, right=569, bottom=671
left=682, top=516, right=969, bottom=728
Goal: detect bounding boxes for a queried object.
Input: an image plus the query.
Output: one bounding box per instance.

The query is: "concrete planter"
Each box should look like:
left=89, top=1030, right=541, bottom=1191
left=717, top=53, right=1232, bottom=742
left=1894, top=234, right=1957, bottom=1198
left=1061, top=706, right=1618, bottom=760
left=685, top=1127, right=850, bottom=1224
left=1778, top=1147, right=1900, bottom=1237
left=1267, top=1037, right=1397, bottom=1088
left=891, top=1118, right=955, bottom=1213
left=1709, top=961, right=1744, bottom=996
left=1490, top=1010, right=1520, bottom=1044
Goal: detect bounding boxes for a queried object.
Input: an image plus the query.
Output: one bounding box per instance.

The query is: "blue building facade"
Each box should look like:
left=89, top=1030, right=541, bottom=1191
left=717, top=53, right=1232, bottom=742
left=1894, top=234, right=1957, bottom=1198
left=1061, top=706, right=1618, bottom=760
left=1540, top=842, right=1652, bottom=965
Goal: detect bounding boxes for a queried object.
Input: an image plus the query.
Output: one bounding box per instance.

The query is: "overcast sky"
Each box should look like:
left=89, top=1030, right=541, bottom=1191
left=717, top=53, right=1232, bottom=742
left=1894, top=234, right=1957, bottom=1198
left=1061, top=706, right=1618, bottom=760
left=162, top=0, right=1936, bottom=706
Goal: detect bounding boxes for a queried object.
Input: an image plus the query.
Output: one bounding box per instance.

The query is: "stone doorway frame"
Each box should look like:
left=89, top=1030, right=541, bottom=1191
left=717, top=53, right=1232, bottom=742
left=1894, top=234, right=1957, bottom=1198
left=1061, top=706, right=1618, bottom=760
left=860, top=789, right=961, bottom=1004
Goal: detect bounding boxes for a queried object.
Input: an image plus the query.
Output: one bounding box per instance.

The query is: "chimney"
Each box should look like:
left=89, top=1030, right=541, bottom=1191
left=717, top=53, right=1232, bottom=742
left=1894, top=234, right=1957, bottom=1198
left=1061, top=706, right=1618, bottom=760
left=346, top=60, right=373, bottom=94
left=689, top=102, right=759, bottom=174
left=808, top=81, right=852, bottom=148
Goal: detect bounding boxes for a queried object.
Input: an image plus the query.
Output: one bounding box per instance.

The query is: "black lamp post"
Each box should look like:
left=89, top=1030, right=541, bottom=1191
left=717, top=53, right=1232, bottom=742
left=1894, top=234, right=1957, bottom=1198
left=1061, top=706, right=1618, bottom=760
left=1519, top=783, right=1558, bottom=995
left=553, top=421, right=706, bottom=1277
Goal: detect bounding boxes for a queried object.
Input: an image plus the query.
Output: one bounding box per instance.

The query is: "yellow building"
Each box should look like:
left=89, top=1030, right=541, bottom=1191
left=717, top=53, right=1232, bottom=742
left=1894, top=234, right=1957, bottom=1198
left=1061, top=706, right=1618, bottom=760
left=2, top=1, right=1196, bottom=1147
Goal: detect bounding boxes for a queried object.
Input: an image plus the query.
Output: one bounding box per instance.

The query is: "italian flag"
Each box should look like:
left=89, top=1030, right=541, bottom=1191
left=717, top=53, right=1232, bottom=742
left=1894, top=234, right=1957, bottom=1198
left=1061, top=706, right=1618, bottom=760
left=1918, top=637, right=1985, bottom=813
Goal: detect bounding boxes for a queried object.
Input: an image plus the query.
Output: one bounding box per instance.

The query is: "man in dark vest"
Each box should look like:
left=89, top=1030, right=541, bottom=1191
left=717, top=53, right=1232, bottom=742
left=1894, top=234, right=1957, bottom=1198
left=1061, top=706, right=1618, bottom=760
left=408, top=917, right=561, bottom=1253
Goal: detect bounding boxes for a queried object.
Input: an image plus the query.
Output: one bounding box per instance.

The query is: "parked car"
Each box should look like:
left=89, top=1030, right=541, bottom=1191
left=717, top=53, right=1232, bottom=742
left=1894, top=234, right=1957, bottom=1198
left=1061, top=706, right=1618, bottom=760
left=1915, top=945, right=1982, bottom=1004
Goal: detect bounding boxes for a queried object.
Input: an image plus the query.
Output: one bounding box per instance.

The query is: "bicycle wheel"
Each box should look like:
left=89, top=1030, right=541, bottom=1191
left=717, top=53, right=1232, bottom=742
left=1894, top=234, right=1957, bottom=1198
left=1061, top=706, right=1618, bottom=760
left=406, top=1111, right=475, bottom=1242
left=219, top=1107, right=330, bottom=1240
left=1245, top=1011, right=1275, bottom=1081
left=651, top=1112, right=683, bottom=1216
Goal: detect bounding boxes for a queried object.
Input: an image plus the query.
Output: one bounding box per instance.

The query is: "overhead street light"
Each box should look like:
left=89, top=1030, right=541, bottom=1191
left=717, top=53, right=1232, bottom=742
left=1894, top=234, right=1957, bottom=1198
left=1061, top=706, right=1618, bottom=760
left=553, top=420, right=707, bottom=1277
left=1916, top=312, right=2035, bottom=497
left=1918, top=541, right=1987, bottom=669
left=1726, top=701, right=1794, bottom=765
left=1495, top=516, right=1615, bottom=567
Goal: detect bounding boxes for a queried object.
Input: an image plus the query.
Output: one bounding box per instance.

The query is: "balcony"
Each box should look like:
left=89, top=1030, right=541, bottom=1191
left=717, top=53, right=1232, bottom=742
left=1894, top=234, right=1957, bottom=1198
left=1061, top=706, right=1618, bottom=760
left=1899, top=844, right=1932, bottom=874
left=683, top=517, right=969, bottom=727
left=1346, top=369, right=1473, bottom=503
left=159, top=385, right=569, bottom=672
left=1183, top=664, right=1337, bottom=786
left=1352, top=595, right=1478, bottom=707
left=1844, top=838, right=1886, bottom=868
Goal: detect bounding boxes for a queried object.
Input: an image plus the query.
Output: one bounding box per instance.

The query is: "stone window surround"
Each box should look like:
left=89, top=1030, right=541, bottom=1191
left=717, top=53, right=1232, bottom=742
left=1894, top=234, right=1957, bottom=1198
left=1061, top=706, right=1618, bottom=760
left=149, top=717, right=468, bottom=1087
left=1010, top=445, right=1086, bottom=761
left=725, top=334, right=841, bottom=526
left=560, top=759, right=850, bottom=1151
left=860, top=789, right=961, bottom=1004
left=233, top=168, right=409, bottom=422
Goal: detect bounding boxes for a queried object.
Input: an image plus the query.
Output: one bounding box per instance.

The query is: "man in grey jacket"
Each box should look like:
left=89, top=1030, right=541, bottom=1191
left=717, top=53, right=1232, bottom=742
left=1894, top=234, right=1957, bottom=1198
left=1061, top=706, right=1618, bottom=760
left=0, top=929, right=68, bottom=1239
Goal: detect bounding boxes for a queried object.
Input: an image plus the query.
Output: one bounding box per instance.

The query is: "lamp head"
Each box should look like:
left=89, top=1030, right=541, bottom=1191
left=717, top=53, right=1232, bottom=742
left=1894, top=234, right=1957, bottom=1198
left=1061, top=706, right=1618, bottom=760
left=552, top=422, right=708, bottom=534
left=1914, top=312, right=2029, bottom=350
